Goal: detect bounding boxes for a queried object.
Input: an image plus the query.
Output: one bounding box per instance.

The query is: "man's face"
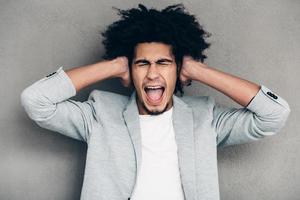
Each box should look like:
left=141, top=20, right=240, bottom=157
left=131, top=42, right=177, bottom=115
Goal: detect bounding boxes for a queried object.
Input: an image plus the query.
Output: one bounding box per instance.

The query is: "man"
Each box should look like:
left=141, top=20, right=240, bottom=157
left=20, top=3, right=290, bottom=200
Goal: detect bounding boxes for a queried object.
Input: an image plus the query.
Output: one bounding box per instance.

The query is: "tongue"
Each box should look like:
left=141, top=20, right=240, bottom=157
left=146, top=89, right=163, bottom=101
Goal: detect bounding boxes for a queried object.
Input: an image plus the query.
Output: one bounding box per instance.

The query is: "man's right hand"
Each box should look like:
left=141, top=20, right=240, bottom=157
left=110, top=56, right=131, bottom=87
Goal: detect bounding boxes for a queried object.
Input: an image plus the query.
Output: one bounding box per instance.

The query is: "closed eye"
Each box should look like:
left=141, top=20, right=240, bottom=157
left=156, top=59, right=173, bottom=65
left=157, top=61, right=170, bottom=65
left=134, top=59, right=150, bottom=66
left=134, top=58, right=173, bottom=66
left=137, top=63, right=149, bottom=67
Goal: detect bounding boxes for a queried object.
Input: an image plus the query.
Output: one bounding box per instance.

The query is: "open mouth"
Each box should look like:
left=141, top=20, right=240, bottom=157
left=144, top=85, right=165, bottom=104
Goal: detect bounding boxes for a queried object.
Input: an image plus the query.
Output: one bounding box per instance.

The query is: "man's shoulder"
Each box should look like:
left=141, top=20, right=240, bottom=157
left=87, top=90, right=130, bottom=109
left=175, top=95, right=216, bottom=120
left=89, top=90, right=129, bottom=101
left=178, top=94, right=215, bottom=108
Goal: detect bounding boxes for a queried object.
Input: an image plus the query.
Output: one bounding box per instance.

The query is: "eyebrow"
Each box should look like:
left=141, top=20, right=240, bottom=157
left=133, top=58, right=173, bottom=65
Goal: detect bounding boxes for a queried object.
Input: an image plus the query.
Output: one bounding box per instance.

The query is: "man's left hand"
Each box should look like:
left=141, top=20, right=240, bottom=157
left=179, top=55, right=208, bottom=86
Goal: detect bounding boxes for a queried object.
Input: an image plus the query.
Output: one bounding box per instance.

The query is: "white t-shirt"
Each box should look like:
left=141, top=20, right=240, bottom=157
left=130, top=107, right=185, bottom=200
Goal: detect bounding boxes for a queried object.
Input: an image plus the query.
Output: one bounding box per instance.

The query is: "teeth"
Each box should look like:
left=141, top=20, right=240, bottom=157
left=145, top=86, right=163, bottom=90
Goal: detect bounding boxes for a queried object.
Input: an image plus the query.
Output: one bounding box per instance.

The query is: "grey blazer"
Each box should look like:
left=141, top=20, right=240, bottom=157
left=20, top=66, right=291, bottom=200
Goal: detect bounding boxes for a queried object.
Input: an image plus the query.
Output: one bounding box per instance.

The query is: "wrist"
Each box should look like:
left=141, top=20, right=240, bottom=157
left=189, top=62, right=209, bottom=82
left=195, top=63, right=211, bottom=83
left=108, top=57, right=128, bottom=79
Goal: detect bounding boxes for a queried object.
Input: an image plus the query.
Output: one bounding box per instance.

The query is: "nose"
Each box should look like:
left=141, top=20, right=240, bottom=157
left=146, top=63, right=160, bottom=80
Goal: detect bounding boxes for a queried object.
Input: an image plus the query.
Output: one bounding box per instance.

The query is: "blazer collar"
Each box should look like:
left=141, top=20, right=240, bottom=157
left=122, top=91, right=197, bottom=199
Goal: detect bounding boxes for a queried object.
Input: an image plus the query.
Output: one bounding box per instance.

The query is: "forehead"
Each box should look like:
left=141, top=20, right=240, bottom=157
left=134, top=42, right=174, bottom=60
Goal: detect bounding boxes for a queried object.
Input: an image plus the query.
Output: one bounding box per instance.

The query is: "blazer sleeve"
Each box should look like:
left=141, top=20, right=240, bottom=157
left=20, top=66, right=98, bottom=143
left=211, top=85, right=291, bottom=148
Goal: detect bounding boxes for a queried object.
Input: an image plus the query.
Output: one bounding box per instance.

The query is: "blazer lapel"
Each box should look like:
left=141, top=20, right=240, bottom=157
left=122, top=91, right=142, bottom=181
left=173, top=95, right=197, bottom=200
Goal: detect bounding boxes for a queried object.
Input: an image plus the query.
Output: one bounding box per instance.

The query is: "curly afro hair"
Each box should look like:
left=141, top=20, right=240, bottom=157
left=101, top=3, right=211, bottom=95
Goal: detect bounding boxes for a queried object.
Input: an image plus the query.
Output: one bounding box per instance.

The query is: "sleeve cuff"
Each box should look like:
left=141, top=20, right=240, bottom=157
left=31, top=66, right=77, bottom=103
left=246, top=85, right=291, bottom=115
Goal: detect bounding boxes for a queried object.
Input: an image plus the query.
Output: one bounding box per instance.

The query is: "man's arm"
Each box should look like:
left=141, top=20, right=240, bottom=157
left=20, top=57, right=129, bottom=142
left=180, top=56, right=260, bottom=107
left=65, top=57, right=130, bottom=92
left=180, top=56, right=291, bottom=147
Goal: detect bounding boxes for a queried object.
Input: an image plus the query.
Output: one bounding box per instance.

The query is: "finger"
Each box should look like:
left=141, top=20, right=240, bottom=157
left=121, top=79, right=129, bottom=87
left=181, top=79, right=192, bottom=86
left=183, top=55, right=193, bottom=62
left=122, top=76, right=132, bottom=88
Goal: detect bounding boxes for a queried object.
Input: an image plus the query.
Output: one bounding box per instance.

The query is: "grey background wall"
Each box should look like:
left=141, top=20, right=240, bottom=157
left=1, top=0, right=299, bottom=199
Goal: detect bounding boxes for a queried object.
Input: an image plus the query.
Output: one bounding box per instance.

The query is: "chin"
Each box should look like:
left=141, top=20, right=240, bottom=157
left=142, top=103, right=169, bottom=115
left=142, top=94, right=172, bottom=114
